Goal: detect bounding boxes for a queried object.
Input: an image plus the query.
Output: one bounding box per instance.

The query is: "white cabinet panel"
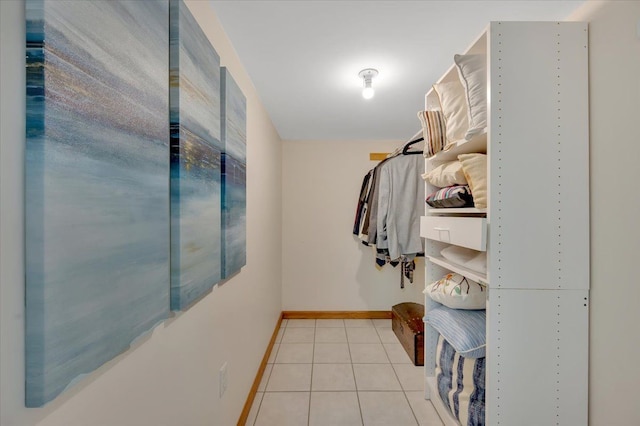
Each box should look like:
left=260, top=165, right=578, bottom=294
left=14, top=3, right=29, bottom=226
left=486, top=288, right=588, bottom=426
left=488, top=22, right=589, bottom=290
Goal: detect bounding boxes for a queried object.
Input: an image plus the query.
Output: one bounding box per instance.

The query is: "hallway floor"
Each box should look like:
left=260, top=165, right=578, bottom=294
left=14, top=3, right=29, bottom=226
left=246, top=318, right=444, bottom=426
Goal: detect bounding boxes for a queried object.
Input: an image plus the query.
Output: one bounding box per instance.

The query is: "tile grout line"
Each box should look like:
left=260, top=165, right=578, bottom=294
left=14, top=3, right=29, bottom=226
left=251, top=321, right=282, bottom=426
left=391, top=363, right=421, bottom=425
left=383, top=324, right=421, bottom=426
left=307, top=320, right=316, bottom=425
left=248, top=392, right=262, bottom=426
left=379, top=327, right=393, bottom=365
left=346, top=320, right=366, bottom=426
left=253, top=320, right=289, bottom=425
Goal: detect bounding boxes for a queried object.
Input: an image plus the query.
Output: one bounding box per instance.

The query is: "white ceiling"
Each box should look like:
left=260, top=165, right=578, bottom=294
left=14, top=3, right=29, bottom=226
left=211, top=1, right=584, bottom=141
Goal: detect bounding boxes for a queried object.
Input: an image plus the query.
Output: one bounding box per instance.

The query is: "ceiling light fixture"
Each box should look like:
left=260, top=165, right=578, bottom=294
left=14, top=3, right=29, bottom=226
left=358, top=68, right=378, bottom=100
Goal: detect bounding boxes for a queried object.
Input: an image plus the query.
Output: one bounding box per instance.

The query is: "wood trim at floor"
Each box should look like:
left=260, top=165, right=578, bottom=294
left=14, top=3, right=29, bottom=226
left=237, top=312, right=283, bottom=426
left=282, top=310, right=391, bottom=319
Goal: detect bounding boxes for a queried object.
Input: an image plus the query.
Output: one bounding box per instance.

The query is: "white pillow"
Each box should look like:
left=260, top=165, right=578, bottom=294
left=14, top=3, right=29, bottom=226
left=441, top=245, right=487, bottom=274
left=424, top=273, right=486, bottom=310
left=458, top=153, right=487, bottom=209
left=454, top=54, right=487, bottom=140
left=464, top=251, right=488, bottom=274
left=421, top=160, right=467, bottom=187
left=433, top=80, right=469, bottom=146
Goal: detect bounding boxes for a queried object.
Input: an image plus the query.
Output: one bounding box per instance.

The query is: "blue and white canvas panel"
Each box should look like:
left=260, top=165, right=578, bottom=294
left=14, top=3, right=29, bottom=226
left=221, top=68, right=247, bottom=278
left=25, top=0, right=170, bottom=407
left=169, top=0, right=222, bottom=310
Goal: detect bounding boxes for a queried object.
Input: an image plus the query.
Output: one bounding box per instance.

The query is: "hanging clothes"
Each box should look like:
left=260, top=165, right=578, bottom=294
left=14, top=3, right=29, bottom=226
left=353, top=144, right=424, bottom=288
left=375, top=154, right=424, bottom=261
left=364, top=162, right=384, bottom=246
left=353, top=170, right=373, bottom=236
left=354, top=155, right=391, bottom=245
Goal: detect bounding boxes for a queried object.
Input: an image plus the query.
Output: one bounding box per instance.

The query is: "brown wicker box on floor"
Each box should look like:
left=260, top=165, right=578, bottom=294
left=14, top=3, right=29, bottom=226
left=392, top=302, right=424, bottom=366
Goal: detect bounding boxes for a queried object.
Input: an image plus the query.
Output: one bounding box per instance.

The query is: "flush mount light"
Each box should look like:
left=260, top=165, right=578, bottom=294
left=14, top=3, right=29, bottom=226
left=358, top=68, right=378, bottom=99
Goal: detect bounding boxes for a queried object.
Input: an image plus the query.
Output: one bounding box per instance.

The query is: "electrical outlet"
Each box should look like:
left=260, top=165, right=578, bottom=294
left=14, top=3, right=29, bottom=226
left=219, top=362, right=228, bottom=398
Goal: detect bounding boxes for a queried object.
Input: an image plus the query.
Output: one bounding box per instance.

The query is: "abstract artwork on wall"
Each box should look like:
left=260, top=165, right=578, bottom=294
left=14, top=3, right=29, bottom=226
left=25, top=0, right=170, bottom=407
left=169, top=0, right=222, bottom=310
left=221, top=68, right=247, bottom=278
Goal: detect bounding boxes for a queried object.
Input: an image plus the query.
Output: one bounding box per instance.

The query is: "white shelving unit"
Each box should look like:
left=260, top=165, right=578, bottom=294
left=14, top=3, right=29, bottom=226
left=425, top=255, right=487, bottom=286
left=421, top=22, right=589, bottom=425
left=427, top=207, right=486, bottom=215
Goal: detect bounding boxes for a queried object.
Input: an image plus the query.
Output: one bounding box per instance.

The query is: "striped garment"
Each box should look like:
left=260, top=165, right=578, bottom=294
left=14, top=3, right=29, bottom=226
left=436, top=334, right=485, bottom=426
left=417, top=110, right=446, bottom=157
left=426, top=185, right=474, bottom=208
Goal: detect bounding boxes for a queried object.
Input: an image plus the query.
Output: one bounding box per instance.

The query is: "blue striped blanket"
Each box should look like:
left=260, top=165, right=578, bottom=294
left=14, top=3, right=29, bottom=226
left=436, top=334, right=485, bottom=426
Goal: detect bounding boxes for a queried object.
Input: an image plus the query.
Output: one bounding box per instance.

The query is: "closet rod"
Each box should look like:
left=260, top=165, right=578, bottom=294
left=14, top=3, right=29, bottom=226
left=369, top=153, right=389, bottom=161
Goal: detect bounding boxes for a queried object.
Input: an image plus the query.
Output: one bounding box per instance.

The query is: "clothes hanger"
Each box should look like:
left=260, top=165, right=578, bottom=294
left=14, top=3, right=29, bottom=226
left=402, top=135, right=424, bottom=155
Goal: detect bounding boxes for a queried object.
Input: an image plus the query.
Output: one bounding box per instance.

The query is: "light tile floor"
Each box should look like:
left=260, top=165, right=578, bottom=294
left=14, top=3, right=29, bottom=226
left=246, top=318, right=444, bottom=426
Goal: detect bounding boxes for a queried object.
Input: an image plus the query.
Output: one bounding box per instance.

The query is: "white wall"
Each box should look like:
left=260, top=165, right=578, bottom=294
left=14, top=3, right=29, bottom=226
left=282, top=140, right=425, bottom=311
left=0, top=1, right=282, bottom=425
left=567, top=2, right=640, bottom=425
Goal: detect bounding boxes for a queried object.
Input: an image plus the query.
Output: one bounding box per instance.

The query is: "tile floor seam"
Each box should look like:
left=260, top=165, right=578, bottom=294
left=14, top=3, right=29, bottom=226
left=389, top=362, right=421, bottom=425
left=402, top=390, right=422, bottom=426
left=252, top=322, right=285, bottom=424
left=307, top=323, right=316, bottom=425
left=263, top=328, right=282, bottom=389
left=346, top=332, right=365, bottom=426
left=248, top=392, right=263, bottom=426
left=382, top=334, right=393, bottom=363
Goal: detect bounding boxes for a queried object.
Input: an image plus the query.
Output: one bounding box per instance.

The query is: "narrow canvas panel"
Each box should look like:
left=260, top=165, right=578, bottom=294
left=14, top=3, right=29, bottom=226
left=169, top=0, right=222, bottom=310
left=221, top=68, right=247, bottom=278
left=25, top=0, right=170, bottom=406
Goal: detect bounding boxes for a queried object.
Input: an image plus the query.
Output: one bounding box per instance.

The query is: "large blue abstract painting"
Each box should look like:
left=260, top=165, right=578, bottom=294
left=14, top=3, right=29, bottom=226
left=221, top=68, right=247, bottom=278
left=169, top=0, right=222, bottom=310
left=25, top=0, right=170, bottom=406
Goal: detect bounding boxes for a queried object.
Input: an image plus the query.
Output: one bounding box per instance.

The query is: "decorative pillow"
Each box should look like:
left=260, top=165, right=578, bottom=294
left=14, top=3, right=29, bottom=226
left=421, top=160, right=467, bottom=187
left=458, top=153, right=487, bottom=209
left=433, top=80, right=469, bottom=146
left=417, top=110, right=446, bottom=157
left=435, top=334, right=486, bottom=426
left=454, top=54, right=487, bottom=140
left=425, top=304, right=486, bottom=358
left=441, top=245, right=487, bottom=274
left=424, top=273, right=486, bottom=310
left=426, top=186, right=474, bottom=209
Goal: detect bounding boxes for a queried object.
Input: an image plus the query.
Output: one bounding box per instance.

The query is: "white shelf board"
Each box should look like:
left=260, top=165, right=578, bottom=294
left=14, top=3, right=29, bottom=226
left=426, top=376, right=460, bottom=426
left=427, top=130, right=487, bottom=162
left=426, top=255, right=488, bottom=285
left=428, top=207, right=486, bottom=215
